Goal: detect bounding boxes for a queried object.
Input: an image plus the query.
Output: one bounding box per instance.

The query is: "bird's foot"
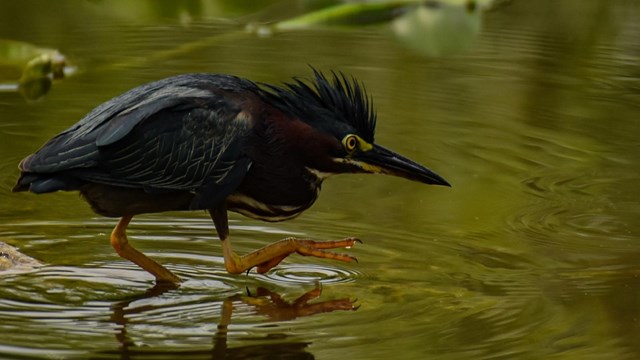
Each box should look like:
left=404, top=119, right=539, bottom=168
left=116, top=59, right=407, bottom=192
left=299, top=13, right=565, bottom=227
left=221, top=236, right=361, bottom=274
left=254, top=237, right=361, bottom=274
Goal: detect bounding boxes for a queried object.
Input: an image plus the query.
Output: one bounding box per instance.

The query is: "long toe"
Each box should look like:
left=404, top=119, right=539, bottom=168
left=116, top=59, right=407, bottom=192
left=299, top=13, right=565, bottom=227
left=223, top=236, right=362, bottom=275
left=293, top=237, right=361, bottom=250
left=292, top=237, right=360, bottom=263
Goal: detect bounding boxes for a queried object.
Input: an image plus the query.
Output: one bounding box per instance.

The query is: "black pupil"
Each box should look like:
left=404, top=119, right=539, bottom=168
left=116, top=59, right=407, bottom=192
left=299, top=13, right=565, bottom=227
left=349, top=138, right=356, bottom=149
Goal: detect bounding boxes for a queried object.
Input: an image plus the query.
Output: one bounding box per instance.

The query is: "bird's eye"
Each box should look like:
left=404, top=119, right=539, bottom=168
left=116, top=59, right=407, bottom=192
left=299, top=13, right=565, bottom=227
left=343, top=135, right=358, bottom=153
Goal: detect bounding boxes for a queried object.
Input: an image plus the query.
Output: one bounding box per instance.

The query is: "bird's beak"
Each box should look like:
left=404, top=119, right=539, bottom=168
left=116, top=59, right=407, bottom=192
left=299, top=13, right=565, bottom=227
left=349, top=144, right=451, bottom=186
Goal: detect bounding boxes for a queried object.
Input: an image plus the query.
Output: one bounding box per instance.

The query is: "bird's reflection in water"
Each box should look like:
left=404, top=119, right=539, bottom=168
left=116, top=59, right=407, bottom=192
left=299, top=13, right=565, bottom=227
left=107, top=283, right=357, bottom=359
left=234, top=285, right=358, bottom=322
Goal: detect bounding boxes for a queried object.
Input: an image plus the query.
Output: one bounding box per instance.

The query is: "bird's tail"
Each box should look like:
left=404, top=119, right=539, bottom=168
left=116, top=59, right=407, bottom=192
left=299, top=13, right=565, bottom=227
left=13, top=172, right=85, bottom=194
left=12, top=173, right=34, bottom=192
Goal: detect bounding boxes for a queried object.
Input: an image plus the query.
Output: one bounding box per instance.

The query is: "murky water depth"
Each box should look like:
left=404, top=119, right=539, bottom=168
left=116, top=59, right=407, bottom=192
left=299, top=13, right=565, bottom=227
left=0, top=1, right=639, bottom=359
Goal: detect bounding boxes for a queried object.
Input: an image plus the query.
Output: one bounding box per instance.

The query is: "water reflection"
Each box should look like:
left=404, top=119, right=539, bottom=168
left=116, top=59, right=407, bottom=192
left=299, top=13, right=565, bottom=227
left=390, top=0, right=482, bottom=56
left=0, top=253, right=359, bottom=358
left=107, top=283, right=356, bottom=359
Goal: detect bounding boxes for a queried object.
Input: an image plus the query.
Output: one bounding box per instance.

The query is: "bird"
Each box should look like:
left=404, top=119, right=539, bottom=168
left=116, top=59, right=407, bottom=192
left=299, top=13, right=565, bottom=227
left=13, top=69, right=450, bottom=284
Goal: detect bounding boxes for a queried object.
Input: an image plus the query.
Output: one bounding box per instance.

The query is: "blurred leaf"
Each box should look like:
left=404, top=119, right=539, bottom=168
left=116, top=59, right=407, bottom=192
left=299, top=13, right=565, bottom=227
left=259, top=0, right=487, bottom=57
left=0, top=39, right=76, bottom=100
left=391, top=1, right=482, bottom=56
left=272, top=1, right=416, bottom=31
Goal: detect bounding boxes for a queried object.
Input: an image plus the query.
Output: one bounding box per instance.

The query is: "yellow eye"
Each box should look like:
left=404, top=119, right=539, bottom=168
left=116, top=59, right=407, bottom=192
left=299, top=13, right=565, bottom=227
left=343, top=135, right=358, bottom=153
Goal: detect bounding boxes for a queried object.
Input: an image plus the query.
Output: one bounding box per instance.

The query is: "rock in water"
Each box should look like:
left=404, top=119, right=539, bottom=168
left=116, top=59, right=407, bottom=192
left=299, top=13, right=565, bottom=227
left=0, top=242, right=42, bottom=272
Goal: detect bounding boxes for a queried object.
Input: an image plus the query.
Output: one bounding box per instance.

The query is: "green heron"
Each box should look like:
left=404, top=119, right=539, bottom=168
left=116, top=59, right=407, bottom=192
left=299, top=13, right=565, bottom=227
left=13, top=69, right=449, bottom=284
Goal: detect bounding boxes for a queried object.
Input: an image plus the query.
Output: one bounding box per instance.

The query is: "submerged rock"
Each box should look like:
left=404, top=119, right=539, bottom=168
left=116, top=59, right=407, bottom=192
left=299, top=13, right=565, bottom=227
left=0, top=242, right=42, bottom=272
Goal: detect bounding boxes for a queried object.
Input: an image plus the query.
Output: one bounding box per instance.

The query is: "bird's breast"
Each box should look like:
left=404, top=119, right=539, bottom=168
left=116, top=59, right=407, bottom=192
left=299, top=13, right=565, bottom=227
left=225, top=192, right=315, bottom=222
left=225, top=167, right=323, bottom=222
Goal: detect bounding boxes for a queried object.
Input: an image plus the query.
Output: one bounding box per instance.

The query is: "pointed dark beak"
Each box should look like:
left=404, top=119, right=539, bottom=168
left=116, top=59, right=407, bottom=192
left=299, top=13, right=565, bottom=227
left=353, top=144, right=450, bottom=186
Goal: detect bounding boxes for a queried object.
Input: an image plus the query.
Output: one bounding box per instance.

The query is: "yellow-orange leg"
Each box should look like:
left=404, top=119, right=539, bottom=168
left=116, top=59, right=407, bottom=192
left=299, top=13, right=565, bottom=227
left=110, top=215, right=181, bottom=283
left=209, top=206, right=361, bottom=275
left=252, top=237, right=360, bottom=274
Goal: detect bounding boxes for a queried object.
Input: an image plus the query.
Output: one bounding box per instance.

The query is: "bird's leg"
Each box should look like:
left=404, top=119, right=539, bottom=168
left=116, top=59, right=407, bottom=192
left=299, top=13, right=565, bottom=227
left=110, top=215, right=181, bottom=284
left=209, top=206, right=360, bottom=275
left=252, top=238, right=361, bottom=273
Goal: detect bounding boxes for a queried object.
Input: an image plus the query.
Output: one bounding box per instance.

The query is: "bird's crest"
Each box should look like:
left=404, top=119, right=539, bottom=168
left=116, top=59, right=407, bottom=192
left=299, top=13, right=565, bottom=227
left=261, top=69, right=377, bottom=143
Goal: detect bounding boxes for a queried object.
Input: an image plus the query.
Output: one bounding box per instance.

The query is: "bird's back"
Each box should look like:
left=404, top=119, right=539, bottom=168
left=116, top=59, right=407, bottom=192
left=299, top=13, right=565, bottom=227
left=14, top=73, right=259, bottom=212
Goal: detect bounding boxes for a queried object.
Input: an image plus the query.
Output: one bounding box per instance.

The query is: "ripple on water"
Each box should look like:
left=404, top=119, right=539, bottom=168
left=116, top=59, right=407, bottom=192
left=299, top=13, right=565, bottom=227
left=0, top=257, right=317, bottom=357
left=507, top=200, right=631, bottom=251
left=505, top=174, right=633, bottom=268
left=0, top=202, right=539, bottom=357
left=261, top=263, right=361, bottom=286
left=521, top=171, right=616, bottom=199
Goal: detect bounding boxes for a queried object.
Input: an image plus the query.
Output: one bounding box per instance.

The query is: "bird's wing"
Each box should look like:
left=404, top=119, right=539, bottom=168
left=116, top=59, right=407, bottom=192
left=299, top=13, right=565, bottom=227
left=88, top=101, right=252, bottom=209
left=20, top=75, right=256, bottom=209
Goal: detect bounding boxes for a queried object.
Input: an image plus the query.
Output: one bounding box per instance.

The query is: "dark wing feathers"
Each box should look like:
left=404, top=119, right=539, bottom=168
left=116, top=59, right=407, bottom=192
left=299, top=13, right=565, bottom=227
left=17, top=74, right=256, bottom=209
left=96, top=106, right=245, bottom=190
left=94, top=89, right=209, bottom=147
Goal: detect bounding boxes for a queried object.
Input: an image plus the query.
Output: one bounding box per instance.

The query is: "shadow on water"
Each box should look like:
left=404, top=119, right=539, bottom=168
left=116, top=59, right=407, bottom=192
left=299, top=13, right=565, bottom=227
left=102, top=284, right=355, bottom=359
left=0, top=245, right=358, bottom=359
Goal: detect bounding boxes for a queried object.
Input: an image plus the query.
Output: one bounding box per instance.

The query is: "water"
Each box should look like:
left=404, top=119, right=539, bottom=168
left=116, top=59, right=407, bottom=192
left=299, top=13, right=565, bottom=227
left=1, top=0, right=639, bottom=359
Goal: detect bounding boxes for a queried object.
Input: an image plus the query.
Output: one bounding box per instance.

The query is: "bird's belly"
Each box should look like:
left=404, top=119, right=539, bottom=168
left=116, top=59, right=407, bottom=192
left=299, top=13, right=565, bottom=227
left=79, top=183, right=194, bottom=217
left=225, top=192, right=314, bottom=222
